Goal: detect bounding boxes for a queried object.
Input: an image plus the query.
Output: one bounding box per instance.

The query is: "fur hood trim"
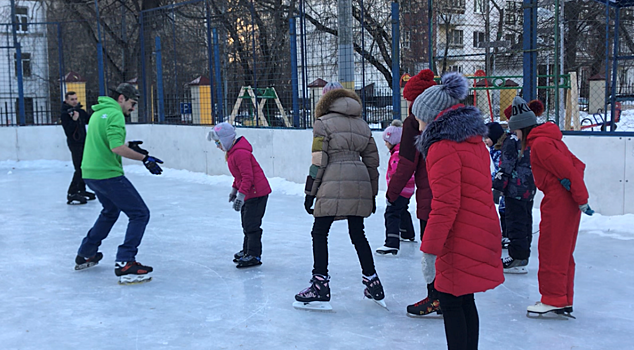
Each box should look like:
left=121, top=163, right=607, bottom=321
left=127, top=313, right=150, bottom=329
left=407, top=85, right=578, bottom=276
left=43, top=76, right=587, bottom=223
left=315, top=89, right=362, bottom=119
left=415, top=105, right=487, bottom=158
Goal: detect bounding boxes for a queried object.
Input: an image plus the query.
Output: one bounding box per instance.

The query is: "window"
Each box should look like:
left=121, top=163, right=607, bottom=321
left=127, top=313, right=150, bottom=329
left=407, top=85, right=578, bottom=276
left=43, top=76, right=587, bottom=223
left=505, top=1, right=521, bottom=25
left=445, top=0, right=466, bottom=12
left=448, top=29, right=464, bottom=47
left=474, top=0, right=486, bottom=14
left=448, top=65, right=463, bottom=73
left=15, top=97, right=34, bottom=124
left=402, top=30, right=411, bottom=50
left=15, top=7, right=28, bottom=32
left=505, top=34, right=515, bottom=47
left=14, top=53, right=31, bottom=77
left=473, top=31, right=485, bottom=48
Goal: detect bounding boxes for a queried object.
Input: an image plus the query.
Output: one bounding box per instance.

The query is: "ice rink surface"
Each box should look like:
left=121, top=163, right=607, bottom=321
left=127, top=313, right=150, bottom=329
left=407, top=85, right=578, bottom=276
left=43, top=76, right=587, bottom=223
left=1, top=161, right=633, bottom=350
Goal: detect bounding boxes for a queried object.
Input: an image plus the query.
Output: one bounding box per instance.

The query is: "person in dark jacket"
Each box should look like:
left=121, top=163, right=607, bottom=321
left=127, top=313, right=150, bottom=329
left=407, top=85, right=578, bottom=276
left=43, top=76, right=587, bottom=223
left=387, top=69, right=442, bottom=317
left=60, top=91, right=94, bottom=204
left=493, top=96, right=538, bottom=274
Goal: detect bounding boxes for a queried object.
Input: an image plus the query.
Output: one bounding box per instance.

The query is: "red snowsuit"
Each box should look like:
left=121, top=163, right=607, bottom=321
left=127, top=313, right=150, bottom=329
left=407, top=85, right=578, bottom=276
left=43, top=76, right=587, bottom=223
left=527, top=122, right=589, bottom=307
left=227, top=137, right=272, bottom=200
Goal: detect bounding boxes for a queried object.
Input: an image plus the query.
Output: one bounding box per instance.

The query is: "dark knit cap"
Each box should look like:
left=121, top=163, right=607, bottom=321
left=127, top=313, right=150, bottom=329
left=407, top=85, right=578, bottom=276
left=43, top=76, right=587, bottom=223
left=403, top=69, right=437, bottom=102
left=486, top=122, right=504, bottom=145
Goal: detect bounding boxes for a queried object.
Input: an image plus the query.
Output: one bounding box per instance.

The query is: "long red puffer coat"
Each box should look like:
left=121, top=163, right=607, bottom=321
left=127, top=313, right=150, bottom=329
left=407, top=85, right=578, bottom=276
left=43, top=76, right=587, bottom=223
left=527, top=122, right=589, bottom=307
left=416, top=106, right=504, bottom=297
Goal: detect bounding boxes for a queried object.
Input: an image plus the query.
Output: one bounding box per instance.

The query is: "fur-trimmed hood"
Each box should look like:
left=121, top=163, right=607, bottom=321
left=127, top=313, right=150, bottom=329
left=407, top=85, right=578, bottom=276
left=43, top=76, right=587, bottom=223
left=415, top=105, right=488, bottom=158
left=315, top=88, right=362, bottom=119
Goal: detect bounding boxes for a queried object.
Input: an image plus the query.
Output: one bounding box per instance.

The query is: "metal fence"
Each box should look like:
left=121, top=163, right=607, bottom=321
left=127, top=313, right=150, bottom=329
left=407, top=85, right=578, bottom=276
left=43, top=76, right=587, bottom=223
left=1, top=0, right=633, bottom=132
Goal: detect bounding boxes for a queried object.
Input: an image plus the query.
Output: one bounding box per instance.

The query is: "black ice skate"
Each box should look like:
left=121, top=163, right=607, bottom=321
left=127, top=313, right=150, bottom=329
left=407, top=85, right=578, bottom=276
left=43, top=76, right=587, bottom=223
left=362, top=274, right=387, bottom=309
left=527, top=302, right=575, bottom=319
left=75, top=252, right=103, bottom=270
left=236, top=255, right=262, bottom=268
left=67, top=193, right=87, bottom=205
left=406, top=297, right=442, bottom=317
left=115, top=261, right=153, bottom=285
left=293, top=274, right=332, bottom=311
left=80, top=191, right=96, bottom=200
left=233, top=250, right=245, bottom=263
left=502, top=256, right=528, bottom=274
left=375, top=246, right=398, bottom=255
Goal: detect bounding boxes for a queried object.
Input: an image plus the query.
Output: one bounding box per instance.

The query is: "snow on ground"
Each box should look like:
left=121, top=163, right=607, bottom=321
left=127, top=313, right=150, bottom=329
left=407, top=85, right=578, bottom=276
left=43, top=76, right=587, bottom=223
left=1, top=160, right=633, bottom=350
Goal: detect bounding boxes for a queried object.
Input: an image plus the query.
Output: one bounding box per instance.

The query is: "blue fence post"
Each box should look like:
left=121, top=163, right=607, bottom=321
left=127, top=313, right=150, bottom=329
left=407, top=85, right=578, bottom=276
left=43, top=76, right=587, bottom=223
left=140, top=12, right=147, bottom=123
left=155, top=36, right=165, bottom=123
left=603, top=3, right=611, bottom=122
left=213, top=28, right=225, bottom=123
left=522, top=0, right=537, bottom=102
left=15, top=43, right=25, bottom=125
left=205, top=0, right=217, bottom=124
left=249, top=0, right=259, bottom=126
left=57, top=23, right=65, bottom=104
left=94, top=0, right=105, bottom=96
left=290, top=17, right=300, bottom=128
left=391, top=2, right=401, bottom=120
left=427, top=0, right=434, bottom=70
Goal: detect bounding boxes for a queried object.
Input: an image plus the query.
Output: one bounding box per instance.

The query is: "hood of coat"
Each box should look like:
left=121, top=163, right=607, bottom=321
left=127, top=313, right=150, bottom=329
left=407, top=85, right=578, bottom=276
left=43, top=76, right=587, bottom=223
left=227, top=136, right=251, bottom=155
left=415, top=105, right=488, bottom=158
left=92, top=96, right=122, bottom=114
left=526, top=121, right=560, bottom=147
left=315, top=88, right=362, bottom=119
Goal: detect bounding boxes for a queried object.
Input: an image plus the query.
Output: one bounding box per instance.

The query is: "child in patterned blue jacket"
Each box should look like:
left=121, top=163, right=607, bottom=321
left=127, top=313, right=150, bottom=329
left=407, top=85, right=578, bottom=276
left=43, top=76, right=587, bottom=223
left=485, top=122, right=507, bottom=247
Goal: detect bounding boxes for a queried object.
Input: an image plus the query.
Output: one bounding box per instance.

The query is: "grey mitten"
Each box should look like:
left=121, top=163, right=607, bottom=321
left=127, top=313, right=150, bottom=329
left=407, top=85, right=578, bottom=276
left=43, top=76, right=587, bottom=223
left=421, top=252, right=437, bottom=285
left=229, top=187, right=238, bottom=202
left=233, top=192, right=246, bottom=211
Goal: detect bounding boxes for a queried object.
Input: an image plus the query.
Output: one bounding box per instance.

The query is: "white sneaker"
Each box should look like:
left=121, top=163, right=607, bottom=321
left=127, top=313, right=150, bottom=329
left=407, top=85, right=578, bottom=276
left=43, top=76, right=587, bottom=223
left=375, top=246, right=398, bottom=255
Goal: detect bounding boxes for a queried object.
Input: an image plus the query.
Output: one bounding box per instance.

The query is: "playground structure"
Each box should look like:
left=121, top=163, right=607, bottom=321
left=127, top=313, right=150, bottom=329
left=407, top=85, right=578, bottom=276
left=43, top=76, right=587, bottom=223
left=229, top=86, right=291, bottom=127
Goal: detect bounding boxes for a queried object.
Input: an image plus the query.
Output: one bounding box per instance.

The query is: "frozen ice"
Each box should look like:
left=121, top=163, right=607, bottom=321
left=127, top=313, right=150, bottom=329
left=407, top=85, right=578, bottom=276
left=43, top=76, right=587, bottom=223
left=0, top=160, right=633, bottom=349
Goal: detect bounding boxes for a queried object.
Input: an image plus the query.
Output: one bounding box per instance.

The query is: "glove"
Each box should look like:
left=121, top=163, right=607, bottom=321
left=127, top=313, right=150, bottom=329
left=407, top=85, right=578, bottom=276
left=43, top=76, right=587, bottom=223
left=229, top=187, right=238, bottom=202
left=579, top=203, right=594, bottom=216
left=560, top=178, right=571, bottom=191
left=233, top=192, right=246, bottom=211
left=304, top=195, right=315, bottom=215
left=372, top=197, right=376, bottom=214
left=421, top=253, right=437, bottom=285
left=128, top=140, right=149, bottom=155
left=142, top=155, right=163, bottom=175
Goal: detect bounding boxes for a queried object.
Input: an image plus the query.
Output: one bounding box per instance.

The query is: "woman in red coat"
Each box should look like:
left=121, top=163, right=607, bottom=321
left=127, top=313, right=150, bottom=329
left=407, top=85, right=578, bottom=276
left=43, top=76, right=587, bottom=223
left=412, top=72, right=504, bottom=350
left=525, top=121, right=593, bottom=317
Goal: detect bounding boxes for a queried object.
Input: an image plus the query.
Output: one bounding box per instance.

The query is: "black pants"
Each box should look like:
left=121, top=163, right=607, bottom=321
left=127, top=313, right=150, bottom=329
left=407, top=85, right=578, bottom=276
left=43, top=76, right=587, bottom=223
left=419, top=219, right=427, bottom=242
left=505, top=198, right=533, bottom=260
left=241, top=195, right=268, bottom=257
left=311, top=216, right=376, bottom=277
left=437, top=292, right=479, bottom=350
left=67, top=142, right=86, bottom=195
left=384, top=196, right=414, bottom=248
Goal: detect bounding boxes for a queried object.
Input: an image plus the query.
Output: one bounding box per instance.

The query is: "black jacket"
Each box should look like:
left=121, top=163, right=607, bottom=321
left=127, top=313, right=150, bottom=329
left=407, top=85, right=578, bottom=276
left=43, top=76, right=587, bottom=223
left=492, top=133, right=536, bottom=201
left=60, top=102, right=90, bottom=144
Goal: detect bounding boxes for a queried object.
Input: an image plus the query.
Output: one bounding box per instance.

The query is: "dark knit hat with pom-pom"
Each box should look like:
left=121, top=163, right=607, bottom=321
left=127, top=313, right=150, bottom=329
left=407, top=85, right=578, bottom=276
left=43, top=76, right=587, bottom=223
left=528, top=99, right=545, bottom=117
left=403, top=69, right=437, bottom=102
left=411, top=72, right=469, bottom=124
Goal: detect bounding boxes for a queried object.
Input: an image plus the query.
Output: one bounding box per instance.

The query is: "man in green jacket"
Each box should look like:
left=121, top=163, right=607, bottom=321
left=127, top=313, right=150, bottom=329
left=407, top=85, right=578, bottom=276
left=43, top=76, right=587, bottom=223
left=74, top=83, right=164, bottom=285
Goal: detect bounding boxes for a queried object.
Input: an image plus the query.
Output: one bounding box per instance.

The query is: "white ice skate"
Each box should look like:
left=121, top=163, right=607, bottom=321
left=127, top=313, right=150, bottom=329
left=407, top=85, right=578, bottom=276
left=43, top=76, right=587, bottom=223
left=526, top=302, right=575, bottom=319
left=375, top=246, right=398, bottom=256
left=292, top=301, right=333, bottom=311
left=118, top=274, right=152, bottom=285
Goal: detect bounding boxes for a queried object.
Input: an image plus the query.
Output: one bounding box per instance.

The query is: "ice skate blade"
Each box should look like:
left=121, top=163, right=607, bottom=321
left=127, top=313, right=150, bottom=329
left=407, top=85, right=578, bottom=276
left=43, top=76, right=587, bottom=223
left=74, top=262, right=99, bottom=271
left=406, top=311, right=443, bottom=318
left=67, top=200, right=87, bottom=205
left=118, top=275, right=152, bottom=285
left=236, top=261, right=262, bottom=269
left=375, top=251, right=398, bottom=256
left=504, top=266, right=528, bottom=274
left=371, top=299, right=389, bottom=310
left=293, top=301, right=333, bottom=311
left=526, top=309, right=576, bottom=319
left=399, top=238, right=417, bottom=242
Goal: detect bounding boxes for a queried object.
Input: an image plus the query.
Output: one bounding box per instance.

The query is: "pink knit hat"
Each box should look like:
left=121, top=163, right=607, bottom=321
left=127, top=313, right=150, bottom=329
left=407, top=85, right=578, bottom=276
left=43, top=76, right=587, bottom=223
left=382, top=119, right=403, bottom=145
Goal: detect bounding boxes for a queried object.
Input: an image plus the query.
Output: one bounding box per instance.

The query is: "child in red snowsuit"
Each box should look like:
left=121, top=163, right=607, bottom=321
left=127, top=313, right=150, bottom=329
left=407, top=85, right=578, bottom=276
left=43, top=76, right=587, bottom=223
left=525, top=121, right=593, bottom=315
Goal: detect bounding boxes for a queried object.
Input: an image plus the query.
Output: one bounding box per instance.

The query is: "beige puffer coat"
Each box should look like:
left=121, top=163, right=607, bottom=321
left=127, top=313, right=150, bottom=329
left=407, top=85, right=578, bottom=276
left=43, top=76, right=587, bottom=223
left=305, top=89, right=379, bottom=218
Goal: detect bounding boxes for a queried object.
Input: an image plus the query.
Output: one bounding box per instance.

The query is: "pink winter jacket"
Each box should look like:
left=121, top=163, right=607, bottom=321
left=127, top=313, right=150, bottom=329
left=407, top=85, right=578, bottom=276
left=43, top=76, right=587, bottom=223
left=227, top=137, right=272, bottom=200
left=386, top=144, right=415, bottom=199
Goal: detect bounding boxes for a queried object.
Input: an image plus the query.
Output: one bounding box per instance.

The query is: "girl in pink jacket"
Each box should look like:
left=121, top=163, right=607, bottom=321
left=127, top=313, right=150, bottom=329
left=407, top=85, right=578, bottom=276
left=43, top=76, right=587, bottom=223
left=376, top=119, right=416, bottom=255
left=208, top=122, right=271, bottom=268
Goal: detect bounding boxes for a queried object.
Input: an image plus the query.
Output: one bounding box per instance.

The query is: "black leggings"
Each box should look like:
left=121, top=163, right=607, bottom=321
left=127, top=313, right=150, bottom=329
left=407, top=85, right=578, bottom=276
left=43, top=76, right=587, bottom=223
left=437, top=291, right=479, bottom=350
left=311, top=216, right=376, bottom=277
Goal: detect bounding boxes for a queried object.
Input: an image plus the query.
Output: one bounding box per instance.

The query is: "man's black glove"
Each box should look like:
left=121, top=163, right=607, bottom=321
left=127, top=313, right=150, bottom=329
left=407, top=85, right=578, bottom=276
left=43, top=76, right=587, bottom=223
left=142, top=155, right=163, bottom=175
left=304, top=195, right=315, bottom=215
left=129, top=140, right=149, bottom=155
